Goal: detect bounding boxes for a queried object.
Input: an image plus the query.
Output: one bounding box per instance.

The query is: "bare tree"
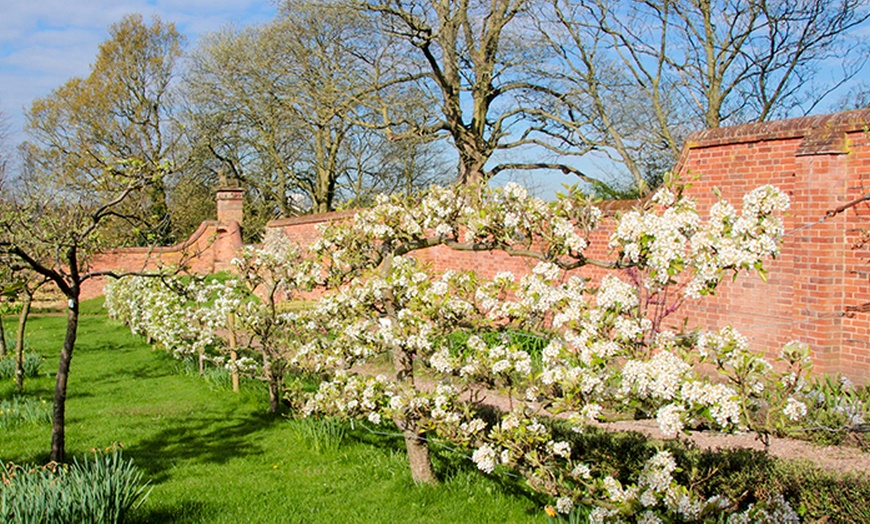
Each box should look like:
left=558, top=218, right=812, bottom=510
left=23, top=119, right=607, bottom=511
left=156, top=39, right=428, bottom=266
left=185, top=1, right=431, bottom=218
left=533, top=0, right=869, bottom=192
left=340, top=131, right=453, bottom=205
left=359, top=0, right=597, bottom=186
left=1, top=15, right=186, bottom=458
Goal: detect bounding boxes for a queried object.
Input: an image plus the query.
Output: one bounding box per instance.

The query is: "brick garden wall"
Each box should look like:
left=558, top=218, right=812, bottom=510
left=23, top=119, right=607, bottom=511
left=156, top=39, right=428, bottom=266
left=86, top=109, right=870, bottom=381
left=669, top=110, right=870, bottom=380
left=80, top=188, right=245, bottom=300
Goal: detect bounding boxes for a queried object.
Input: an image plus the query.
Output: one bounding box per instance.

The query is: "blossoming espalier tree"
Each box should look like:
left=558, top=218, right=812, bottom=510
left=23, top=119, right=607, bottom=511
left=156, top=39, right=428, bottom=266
left=299, top=177, right=797, bottom=498
left=109, top=178, right=805, bottom=518
left=223, top=231, right=320, bottom=412
left=106, top=231, right=320, bottom=413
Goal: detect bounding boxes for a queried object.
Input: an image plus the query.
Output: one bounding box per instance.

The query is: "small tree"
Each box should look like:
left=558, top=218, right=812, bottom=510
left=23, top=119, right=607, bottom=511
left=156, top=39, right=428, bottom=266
left=0, top=260, right=47, bottom=390
left=224, top=232, right=319, bottom=412
left=299, top=179, right=790, bottom=491
left=105, top=234, right=320, bottom=413
left=0, top=158, right=165, bottom=462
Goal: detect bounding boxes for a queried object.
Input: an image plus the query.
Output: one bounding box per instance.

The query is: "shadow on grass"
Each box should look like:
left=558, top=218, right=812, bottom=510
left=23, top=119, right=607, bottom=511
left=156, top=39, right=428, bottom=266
left=130, top=410, right=282, bottom=482
left=341, top=414, right=547, bottom=512
left=91, top=360, right=177, bottom=386
left=130, top=500, right=215, bottom=524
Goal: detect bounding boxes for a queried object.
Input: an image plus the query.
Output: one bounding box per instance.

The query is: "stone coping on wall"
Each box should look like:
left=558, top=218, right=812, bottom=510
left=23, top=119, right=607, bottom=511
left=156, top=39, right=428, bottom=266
left=684, top=108, right=870, bottom=149
left=267, top=210, right=357, bottom=228
left=101, top=220, right=220, bottom=254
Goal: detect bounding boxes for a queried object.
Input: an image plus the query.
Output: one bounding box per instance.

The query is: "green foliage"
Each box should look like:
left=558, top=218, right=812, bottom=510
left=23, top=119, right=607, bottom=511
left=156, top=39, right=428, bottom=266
left=0, top=451, right=151, bottom=524
left=0, top=352, right=44, bottom=380
left=288, top=416, right=348, bottom=455
left=169, top=356, right=239, bottom=392
left=0, top=396, right=51, bottom=428
left=0, top=300, right=23, bottom=316
left=528, top=419, right=870, bottom=523
left=546, top=505, right=590, bottom=524
left=769, top=461, right=870, bottom=523
left=442, top=328, right=548, bottom=362
left=800, top=374, right=870, bottom=446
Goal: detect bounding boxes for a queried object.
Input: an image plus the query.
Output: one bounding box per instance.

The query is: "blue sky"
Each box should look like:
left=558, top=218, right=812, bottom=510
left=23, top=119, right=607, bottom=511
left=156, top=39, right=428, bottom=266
left=0, top=0, right=278, bottom=144
left=2, top=1, right=868, bottom=197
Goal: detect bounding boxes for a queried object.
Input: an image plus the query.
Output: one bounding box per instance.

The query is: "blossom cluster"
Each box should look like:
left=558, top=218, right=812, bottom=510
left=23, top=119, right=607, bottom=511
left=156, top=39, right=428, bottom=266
left=105, top=274, right=229, bottom=363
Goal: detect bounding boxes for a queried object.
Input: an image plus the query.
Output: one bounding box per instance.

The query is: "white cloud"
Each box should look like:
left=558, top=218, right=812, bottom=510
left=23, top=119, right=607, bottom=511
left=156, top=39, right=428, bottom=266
left=0, top=0, right=276, bottom=143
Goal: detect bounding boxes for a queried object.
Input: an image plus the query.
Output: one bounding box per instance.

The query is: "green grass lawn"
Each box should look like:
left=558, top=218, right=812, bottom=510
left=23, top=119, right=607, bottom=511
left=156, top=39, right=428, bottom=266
left=0, top=307, right=544, bottom=524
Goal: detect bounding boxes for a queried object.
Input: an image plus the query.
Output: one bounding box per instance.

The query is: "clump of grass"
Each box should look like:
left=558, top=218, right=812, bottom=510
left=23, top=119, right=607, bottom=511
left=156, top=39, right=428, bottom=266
left=0, top=396, right=52, bottom=428
left=169, top=356, right=234, bottom=390
left=289, top=416, right=348, bottom=454
left=202, top=365, right=233, bottom=390
left=798, top=374, right=870, bottom=446
left=0, top=450, right=151, bottom=524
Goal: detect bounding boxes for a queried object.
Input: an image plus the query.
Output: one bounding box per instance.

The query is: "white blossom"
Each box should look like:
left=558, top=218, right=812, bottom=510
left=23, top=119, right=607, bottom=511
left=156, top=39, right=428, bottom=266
left=783, top=397, right=808, bottom=421
left=472, top=444, right=497, bottom=474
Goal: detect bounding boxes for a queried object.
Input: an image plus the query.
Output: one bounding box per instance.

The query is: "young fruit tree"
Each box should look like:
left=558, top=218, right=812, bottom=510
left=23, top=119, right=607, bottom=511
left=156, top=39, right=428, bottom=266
left=0, top=158, right=167, bottom=462
left=294, top=179, right=810, bottom=521
left=105, top=232, right=321, bottom=414
left=0, top=258, right=47, bottom=390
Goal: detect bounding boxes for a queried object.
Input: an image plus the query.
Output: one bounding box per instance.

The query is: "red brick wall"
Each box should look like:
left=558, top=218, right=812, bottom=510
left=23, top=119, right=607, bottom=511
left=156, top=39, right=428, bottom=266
left=81, top=207, right=244, bottom=300
left=87, top=109, right=870, bottom=381
left=671, top=110, right=870, bottom=380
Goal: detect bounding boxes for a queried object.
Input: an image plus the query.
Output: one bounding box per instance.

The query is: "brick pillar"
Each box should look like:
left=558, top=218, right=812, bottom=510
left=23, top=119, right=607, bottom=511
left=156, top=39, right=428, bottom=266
left=216, top=187, right=244, bottom=226
left=214, top=187, right=244, bottom=273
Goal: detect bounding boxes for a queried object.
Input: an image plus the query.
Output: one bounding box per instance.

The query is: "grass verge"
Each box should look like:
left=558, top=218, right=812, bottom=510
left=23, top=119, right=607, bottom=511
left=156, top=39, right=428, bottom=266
left=0, top=308, right=542, bottom=524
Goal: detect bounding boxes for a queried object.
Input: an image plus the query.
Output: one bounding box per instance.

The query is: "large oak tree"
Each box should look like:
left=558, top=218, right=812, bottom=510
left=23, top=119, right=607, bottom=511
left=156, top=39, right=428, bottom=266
left=360, top=0, right=596, bottom=185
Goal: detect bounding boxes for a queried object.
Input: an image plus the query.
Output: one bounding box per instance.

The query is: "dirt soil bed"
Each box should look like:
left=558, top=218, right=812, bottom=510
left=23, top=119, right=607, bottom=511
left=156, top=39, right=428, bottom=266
left=597, top=419, right=870, bottom=475
left=467, top=385, right=870, bottom=476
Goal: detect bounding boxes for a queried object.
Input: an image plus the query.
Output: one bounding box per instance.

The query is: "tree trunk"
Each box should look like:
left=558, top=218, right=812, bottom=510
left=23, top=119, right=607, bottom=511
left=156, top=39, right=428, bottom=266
left=263, top=353, right=280, bottom=413
left=50, top=295, right=79, bottom=463
left=393, top=345, right=437, bottom=484
left=14, top=292, right=32, bottom=391
left=0, top=311, right=6, bottom=357
left=402, top=424, right=437, bottom=484
left=267, top=376, right=280, bottom=413
left=381, top=252, right=438, bottom=484
left=456, top=157, right=487, bottom=186
left=227, top=313, right=239, bottom=392
left=148, top=178, right=174, bottom=245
